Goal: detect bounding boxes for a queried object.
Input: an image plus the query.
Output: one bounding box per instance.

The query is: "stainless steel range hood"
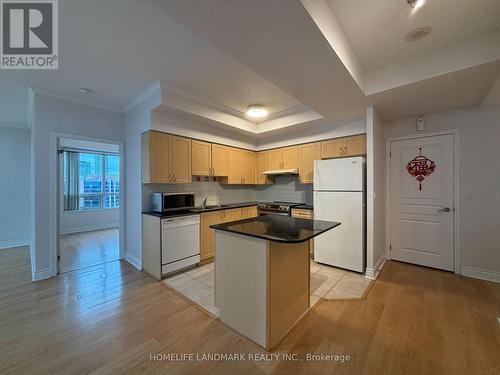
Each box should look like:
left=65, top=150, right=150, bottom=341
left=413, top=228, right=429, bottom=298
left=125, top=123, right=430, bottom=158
left=262, top=168, right=299, bottom=176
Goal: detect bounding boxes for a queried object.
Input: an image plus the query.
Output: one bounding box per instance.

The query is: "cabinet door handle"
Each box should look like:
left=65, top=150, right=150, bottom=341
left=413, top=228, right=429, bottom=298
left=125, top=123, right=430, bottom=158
left=173, top=174, right=176, bottom=182
left=168, top=173, right=172, bottom=182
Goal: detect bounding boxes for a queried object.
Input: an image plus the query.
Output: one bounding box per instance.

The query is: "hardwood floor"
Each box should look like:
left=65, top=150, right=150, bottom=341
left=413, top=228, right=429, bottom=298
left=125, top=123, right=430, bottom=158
left=1, top=246, right=499, bottom=374
left=59, top=228, right=119, bottom=273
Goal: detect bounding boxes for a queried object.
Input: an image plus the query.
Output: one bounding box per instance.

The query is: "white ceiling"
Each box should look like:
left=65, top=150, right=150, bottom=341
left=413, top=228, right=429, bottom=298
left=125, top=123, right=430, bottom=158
left=0, top=0, right=499, bottom=133
left=0, top=0, right=304, bottom=117
left=328, top=0, right=500, bottom=70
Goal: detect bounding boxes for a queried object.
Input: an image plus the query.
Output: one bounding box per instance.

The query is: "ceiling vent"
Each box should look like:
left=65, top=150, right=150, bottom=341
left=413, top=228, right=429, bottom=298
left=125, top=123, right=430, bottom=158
left=405, top=26, right=432, bottom=42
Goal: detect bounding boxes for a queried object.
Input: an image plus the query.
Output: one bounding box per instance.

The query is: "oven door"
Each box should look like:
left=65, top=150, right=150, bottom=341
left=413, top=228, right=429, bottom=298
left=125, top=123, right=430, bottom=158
left=163, top=193, right=195, bottom=212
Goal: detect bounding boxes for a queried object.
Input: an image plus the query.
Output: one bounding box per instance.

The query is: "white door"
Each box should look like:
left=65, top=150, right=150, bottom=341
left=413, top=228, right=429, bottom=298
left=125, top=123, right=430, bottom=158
left=390, top=134, right=454, bottom=271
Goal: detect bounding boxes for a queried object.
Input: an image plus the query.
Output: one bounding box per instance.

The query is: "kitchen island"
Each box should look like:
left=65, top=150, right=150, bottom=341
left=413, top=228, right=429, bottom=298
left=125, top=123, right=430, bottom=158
left=211, top=215, right=340, bottom=350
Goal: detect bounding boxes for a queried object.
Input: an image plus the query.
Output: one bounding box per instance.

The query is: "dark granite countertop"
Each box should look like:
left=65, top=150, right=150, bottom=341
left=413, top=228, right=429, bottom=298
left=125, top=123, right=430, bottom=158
left=210, top=215, right=340, bottom=243
left=142, top=210, right=200, bottom=219
left=189, top=201, right=261, bottom=213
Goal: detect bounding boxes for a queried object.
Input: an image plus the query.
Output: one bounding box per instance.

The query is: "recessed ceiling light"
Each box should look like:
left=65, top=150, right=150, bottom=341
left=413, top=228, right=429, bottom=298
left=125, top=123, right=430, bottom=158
left=79, top=87, right=93, bottom=94
left=246, top=105, right=269, bottom=119
left=407, top=0, right=425, bottom=10
left=405, top=26, right=432, bottom=42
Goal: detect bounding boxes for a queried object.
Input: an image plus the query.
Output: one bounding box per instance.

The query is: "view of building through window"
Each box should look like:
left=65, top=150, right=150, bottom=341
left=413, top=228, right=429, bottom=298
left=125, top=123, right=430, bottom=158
left=64, top=151, right=120, bottom=211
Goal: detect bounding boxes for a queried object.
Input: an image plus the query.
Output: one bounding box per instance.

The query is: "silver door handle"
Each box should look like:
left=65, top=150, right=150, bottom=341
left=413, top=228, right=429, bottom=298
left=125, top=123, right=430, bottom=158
left=438, top=207, right=451, bottom=212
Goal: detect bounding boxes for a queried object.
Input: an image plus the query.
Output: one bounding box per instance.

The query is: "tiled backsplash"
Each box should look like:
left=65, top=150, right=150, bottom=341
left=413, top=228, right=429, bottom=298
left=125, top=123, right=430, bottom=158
left=142, top=176, right=313, bottom=210
left=255, top=175, right=313, bottom=204
left=142, top=178, right=256, bottom=210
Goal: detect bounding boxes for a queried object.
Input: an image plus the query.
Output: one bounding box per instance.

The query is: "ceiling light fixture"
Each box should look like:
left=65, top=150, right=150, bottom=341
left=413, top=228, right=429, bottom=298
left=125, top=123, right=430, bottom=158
left=407, top=0, right=425, bottom=10
left=79, top=87, right=93, bottom=94
left=405, top=26, right=432, bottom=42
left=246, top=104, right=269, bottom=119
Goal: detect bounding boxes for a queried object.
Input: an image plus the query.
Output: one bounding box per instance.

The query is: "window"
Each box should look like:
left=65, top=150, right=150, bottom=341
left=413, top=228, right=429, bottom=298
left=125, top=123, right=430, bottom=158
left=63, top=151, right=120, bottom=211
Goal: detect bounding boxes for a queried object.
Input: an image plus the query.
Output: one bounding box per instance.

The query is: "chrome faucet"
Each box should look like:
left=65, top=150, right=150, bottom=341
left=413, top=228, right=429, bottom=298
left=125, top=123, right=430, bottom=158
left=201, top=195, right=208, bottom=208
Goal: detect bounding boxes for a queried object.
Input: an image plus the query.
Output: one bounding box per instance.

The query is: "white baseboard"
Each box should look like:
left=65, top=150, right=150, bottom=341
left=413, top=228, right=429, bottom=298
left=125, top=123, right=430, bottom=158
left=461, top=266, right=500, bottom=283
left=365, top=255, right=387, bottom=280
left=125, top=252, right=142, bottom=270
left=60, top=224, right=119, bottom=235
left=32, top=268, right=53, bottom=281
left=0, top=239, right=30, bottom=250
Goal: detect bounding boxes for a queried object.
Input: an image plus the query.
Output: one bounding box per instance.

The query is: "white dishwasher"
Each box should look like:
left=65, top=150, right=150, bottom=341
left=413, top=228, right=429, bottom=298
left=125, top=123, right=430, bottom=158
left=161, top=214, right=200, bottom=275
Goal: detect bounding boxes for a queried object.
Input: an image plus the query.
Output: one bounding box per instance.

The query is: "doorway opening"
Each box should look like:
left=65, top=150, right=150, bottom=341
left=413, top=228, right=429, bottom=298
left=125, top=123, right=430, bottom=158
left=57, top=137, right=122, bottom=273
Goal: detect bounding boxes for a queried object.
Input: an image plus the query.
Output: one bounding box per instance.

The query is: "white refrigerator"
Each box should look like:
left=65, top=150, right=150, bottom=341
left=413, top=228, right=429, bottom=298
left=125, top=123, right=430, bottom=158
left=313, top=157, right=366, bottom=273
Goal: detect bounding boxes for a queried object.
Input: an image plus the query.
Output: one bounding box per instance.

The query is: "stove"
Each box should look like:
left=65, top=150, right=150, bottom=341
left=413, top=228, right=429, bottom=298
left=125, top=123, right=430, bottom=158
left=257, top=201, right=302, bottom=216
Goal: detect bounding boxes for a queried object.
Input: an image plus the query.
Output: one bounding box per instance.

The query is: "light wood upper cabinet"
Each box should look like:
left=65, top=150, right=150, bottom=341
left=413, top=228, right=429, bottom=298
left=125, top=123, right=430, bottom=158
left=321, top=138, right=344, bottom=159
left=170, top=135, right=192, bottom=183
left=267, top=148, right=282, bottom=170
left=264, top=146, right=299, bottom=170
left=211, top=144, right=229, bottom=176
left=282, top=146, right=299, bottom=169
left=242, top=150, right=256, bottom=184
left=142, top=131, right=193, bottom=184
left=344, top=134, right=366, bottom=156
left=298, top=142, right=321, bottom=183
left=142, top=131, right=170, bottom=183
left=191, top=140, right=212, bottom=176
left=255, top=151, right=274, bottom=185
left=321, top=134, right=366, bottom=159
left=227, top=148, right=255, bottom=184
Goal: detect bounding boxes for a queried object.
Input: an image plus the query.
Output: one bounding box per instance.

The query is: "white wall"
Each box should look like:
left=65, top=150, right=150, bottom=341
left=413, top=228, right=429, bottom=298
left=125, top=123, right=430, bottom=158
left=32, top=93, right=125, bottom=280
left=385, top=106, right=500, bottom=281
left=60, top=209, right=119, bottom=235
left=124, top=86, right=162, bottom=270
left=0, top=126, right=31, bottom=249
left=366, top=107, right=386, bottom=279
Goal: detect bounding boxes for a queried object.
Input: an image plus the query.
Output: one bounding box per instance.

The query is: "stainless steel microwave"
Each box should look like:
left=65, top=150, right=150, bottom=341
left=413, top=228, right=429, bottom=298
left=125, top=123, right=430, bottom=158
left=152, top=192, right=195, bottom=213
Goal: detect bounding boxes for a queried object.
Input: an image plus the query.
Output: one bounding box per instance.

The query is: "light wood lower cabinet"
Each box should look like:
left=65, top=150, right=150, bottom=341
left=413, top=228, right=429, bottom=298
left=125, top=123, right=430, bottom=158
left=200, top=206, right=258, bottom=262
left=291, top=208, right=314, bottom=256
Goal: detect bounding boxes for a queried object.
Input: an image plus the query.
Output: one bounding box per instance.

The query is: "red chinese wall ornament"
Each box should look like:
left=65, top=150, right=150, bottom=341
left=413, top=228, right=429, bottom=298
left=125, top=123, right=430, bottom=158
left=406, top=147, right=436, bottom=191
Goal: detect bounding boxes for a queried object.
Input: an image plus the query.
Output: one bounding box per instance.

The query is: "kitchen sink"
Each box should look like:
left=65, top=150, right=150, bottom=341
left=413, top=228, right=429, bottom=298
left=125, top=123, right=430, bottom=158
left=204, top=204, right=230, bottom=209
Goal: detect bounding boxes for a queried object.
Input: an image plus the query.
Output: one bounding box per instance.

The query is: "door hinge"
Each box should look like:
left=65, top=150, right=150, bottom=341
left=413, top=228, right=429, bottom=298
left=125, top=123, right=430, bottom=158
left=57, top=255, right=60, bottom=261
left=389, top=244, right=392, bottom=250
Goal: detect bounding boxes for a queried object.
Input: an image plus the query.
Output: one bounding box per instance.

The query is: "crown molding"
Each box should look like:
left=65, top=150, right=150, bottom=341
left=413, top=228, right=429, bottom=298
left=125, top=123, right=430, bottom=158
left=123, top=81, right=161, bottom=113
left=0, top=121, right=29, bottom=130
left=31, top=87, right=124, bottom=113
